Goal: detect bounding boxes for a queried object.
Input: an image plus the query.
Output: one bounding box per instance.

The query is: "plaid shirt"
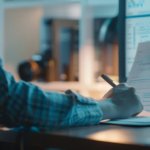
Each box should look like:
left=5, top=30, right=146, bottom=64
left=0, top=58, right=103, bottom=130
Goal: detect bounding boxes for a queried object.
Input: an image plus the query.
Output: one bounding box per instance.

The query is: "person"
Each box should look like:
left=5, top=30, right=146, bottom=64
left=0, top=58, right=143, bottom=130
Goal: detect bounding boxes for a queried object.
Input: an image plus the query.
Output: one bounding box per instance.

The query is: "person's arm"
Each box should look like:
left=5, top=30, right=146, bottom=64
left=0, top=58, right=143, bottom=129
left=0, top=66, right=103, bottom=130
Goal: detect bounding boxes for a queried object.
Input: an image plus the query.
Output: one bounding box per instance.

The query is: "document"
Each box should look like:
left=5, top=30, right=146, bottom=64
left=127, top=41, right=150, bottom=112
left=102, top=41, right=150, bottom=126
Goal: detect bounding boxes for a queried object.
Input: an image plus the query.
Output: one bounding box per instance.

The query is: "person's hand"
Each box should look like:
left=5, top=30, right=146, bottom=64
left=98, top=83, right=143, bottom=120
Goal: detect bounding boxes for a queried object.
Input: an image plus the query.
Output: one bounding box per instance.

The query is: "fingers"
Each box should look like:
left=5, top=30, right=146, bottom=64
left=129, top=86, right=136, bottom=93
left=115, top=83, right=130, bottom=89
left=102, top=88, right=113, bottom=99
left=131, top=112, right=141, bottom=117
left=130, top=90, right=144, bottom=117
left=113, top=83, right=129, bottom=94
left=114, top=83, right=136, bottom=94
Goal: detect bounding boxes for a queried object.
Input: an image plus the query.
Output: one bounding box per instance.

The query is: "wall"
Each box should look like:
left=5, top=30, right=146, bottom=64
left=4, top=8, right=43, bottom=79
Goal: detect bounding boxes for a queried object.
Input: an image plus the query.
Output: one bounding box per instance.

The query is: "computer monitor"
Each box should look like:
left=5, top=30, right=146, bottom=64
left=119, top=0, right=150, bottom=82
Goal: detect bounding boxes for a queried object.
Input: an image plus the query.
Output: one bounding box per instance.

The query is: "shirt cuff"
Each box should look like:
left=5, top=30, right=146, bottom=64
left=65, top=90, right=103, bottom=126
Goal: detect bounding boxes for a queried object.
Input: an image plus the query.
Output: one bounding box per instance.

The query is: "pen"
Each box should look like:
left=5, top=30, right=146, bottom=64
left=101, top=74, right=116, bottom=87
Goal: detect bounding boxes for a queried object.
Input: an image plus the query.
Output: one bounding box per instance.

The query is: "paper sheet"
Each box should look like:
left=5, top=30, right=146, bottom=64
left=102, top=111, right=150, bottom=126
left=127, top=41, right=150, bottom=112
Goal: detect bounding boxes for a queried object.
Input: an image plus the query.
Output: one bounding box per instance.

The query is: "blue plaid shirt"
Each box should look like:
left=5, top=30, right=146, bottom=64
left=0, top=58, right=103, bottom=130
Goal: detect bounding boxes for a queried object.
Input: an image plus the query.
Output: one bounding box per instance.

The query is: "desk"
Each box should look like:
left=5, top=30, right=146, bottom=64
left=0, top=124, right=150, bottom=150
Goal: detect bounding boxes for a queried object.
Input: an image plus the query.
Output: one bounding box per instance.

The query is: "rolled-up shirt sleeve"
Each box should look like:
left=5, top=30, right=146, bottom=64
left=0, top=61, right=103, bottom=130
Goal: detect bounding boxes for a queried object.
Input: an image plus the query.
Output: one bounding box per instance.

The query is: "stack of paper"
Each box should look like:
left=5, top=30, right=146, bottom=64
left=102, top=111, right=150, bottom=126
left=102, top=117, right=150, bottom=126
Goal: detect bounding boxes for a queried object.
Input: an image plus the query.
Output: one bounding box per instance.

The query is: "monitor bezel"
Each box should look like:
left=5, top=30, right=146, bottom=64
left=118, top=0, right=127, bottom=83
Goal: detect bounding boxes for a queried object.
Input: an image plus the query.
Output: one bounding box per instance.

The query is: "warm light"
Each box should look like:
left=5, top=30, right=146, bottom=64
left=49, top=60, right=55, bottom=67
left=87, top=129, right=133, bottom=143
left=30, top=61, right=38, bottom=71
left=79, top=44, right=94, bottom=85
left=101, top=119, right=110, bottom=122
left=60, top=74, right=67, bottom=80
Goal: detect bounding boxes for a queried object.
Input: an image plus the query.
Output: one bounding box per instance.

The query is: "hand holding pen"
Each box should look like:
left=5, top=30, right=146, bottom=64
left=99, top=74, right=143, bottom=119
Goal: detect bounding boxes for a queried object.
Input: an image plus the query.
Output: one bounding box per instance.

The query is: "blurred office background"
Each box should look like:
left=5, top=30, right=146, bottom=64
left=0, top=0, right=119, bottom=99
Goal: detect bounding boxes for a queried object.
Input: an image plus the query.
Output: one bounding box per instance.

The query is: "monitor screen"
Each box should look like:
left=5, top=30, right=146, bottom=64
left=125, top=0, right=150, bottom=77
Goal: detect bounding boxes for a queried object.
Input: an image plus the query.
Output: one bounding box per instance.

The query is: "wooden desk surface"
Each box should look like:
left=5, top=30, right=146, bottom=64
left=28, top=124, right=150, bottom=150
left=1, top=124, right=150, bottom=150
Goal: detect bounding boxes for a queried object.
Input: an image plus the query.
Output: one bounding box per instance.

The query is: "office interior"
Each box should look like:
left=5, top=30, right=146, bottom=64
left=0, top=0, right=119, bottom=100
left=2, top=0, right=150, bottom=150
